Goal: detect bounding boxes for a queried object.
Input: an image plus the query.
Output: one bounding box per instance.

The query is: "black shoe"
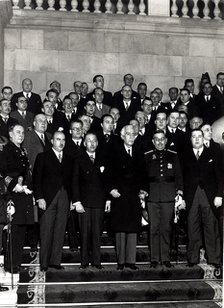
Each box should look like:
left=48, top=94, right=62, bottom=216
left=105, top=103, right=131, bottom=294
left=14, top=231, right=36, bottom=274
left=70, top=247, right=78, bottom=252
left=186, top=262, right=197, bottom=267
left=49, top=265, right=64, bottom=270
left=0, top=285, right=9, bottom=292
left=92, top=264, right=104, bottom=270
left=150, top=261, right=158, bottom=268
left=162, top=261, right=173, bottom=268
left=79, top=264, right=89, bottom=269
left=117, top=264, right=124, bottom=270
left=40, top=266, right=48, bottom=272
left=125, top=263, right=139, bottom=270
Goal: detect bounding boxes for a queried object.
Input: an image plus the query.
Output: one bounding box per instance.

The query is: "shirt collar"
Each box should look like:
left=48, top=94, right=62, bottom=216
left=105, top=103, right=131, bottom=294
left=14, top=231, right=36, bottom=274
left=52, top=148, right=63, bottom=160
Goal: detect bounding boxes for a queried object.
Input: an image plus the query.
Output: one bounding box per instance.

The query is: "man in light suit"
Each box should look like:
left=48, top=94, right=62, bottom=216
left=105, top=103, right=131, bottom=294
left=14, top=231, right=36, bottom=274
left=182, top=129, right=222, bottom=268
left=93, top=88, right=111, bottom=119
left=33, top=131, right=73, bottom=271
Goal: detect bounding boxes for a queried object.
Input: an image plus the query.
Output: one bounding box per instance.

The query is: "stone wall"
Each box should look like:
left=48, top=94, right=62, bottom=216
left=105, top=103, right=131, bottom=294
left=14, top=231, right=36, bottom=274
left=3, top=10, right=224, bottom=100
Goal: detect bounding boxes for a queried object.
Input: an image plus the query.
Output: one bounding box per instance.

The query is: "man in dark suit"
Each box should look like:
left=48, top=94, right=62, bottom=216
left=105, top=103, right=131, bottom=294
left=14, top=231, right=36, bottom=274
left=166, top=87, right=179, bottom=111
left=33, top=131, right=74, bottom=271
left=166, top=111, right=187, bottom=156
left=212, top=72, right=224, bottom=116
left=145, top=130, right=184, bottom=268
left=0, top=99, right=18, bottom=139
left=11, top=78, right=42, bottom=115
left=113, top=85, right=141, bottom=131
left=1, top=124, right=34, bottom=273
left=64, top=119, right=85, bottom=251
left=73, top=132, right=110, bottom=269
left=182, top=129, right=222, bottom=268
left=45, top=89, right=63, bottom=111
left=105, top=125, right=147, bottom=270
left=10, top=96, right=34, bottom=133
left=83, top=100, right=101, bottom=133
left=137, top=82, right=150, bottom=104
left=42, top=101, right=67, bottom=136
left=184, top=79, right=197, bottom=103
left=87, top=75, right=113, bottom=107
left=177, top=88, right=200, bottom=119
left=197, top=82, right=220, bottom=125
left=113, top=73, right=140, bottom=106
left=49, top=81, right=63, bottom=111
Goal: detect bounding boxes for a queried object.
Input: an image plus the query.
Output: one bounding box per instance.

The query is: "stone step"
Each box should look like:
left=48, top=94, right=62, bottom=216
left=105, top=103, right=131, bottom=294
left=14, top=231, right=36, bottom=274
left=22, top=245, right=187, bottom=264
left=17, top=279, right=222, bottom=304
left=15, top=301, right=222, bottom=308
left=19, top=264, right=206, bottom=283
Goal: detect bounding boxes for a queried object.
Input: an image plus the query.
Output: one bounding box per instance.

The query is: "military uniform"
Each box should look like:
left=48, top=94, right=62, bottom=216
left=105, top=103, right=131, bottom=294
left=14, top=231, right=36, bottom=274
left=145, top=148, right=183, bottom=263
left=1, top=141, right=34, bottom=272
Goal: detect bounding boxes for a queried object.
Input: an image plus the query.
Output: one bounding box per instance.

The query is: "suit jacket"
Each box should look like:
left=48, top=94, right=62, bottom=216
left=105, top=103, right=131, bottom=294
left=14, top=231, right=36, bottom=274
left=64, top=137, right=85, bottom=161
left=145, top=148, right=183, bottom=202
left=115, top=99, right=142, bottom=131
left=105, top=142, right=147, bottom=232
left=33, top=149, right=74, bottom=206
left=72, top=151, right=106, bottom=209
left=0, top=116, right=18, bottom=139
left=212, top=85, right=224, bottom=117
left=94, top=104, right=111, bottom=119
left=10, top=110, right=34, bottom=132
left=113, top=89, right=140, bottom=106
left=181, top=146, right=223, bottom=209
left=197, top=92, right=222, bottom=124
left=89, top=116, right=101, bottom=133
left=87, top=90, right=113, bottom=107
left=166, top=128, right=188, bottom=156
left=11, top=92, right=42, bottom=115
left=45, top=110, right=67, bottom=136
left=0, top=141, right=34, bottom=224
left=23, top=130, right=52, bottom=171
left=176, top=100, right=200, bottom=119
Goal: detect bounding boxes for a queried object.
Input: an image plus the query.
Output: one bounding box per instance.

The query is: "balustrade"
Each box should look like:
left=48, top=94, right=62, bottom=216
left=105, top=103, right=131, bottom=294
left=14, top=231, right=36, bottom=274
left=11, top=0, right=223, bottom=19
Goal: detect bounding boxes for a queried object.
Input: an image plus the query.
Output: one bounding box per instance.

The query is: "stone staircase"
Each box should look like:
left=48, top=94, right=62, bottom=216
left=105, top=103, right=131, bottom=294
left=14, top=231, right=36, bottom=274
left=7, top=231, right=224, bottom=307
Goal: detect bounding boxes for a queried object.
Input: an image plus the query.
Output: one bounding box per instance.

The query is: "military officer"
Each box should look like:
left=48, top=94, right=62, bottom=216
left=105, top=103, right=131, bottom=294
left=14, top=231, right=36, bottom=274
left=1, top=124, right=34, bottom=273
left=145, top=130, right=184, bottom=268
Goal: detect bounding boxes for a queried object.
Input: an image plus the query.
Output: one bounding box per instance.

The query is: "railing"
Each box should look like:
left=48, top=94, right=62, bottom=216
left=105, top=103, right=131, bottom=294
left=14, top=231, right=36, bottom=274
left=11, top=0, right=224, bottom=19
left=171, top=0, right=224, bottom=19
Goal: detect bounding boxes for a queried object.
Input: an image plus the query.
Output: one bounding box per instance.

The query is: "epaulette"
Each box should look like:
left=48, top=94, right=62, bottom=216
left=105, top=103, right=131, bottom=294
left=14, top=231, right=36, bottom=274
left=144, top=150, right=154, bottom=155
left=167, top=149, right=177, bottom=154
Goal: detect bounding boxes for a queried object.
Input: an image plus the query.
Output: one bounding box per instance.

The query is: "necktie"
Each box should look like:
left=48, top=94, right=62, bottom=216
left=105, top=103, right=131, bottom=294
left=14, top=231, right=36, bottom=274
left=99, top=104, right=102, bottom=111
left=172, top=129, right=175, bottom=134
left=220, top=87, right=223, bottom=94
left=105, top=134, right=110, bottom=142
left=76, top=141, right=80, bottom=147
left=22, top=111, right=26, bottom=119
left=90, top=154, right=94, bottom=163
left=48, top=119, right=52, bottom=124
left=26, top=93, right=30, bottom=100
left=58, top=153, right=62, bottom=163
left=196, top=150, right=200, bottom=160
left=127, top=148, right=131, bottom=157
left=2, top=117, right=7, bottom=123
left=40, top=134, right=45, bottom=145
left=67, top=114, right=70, bottom=121
left=125, top=102, right=129, bottom=110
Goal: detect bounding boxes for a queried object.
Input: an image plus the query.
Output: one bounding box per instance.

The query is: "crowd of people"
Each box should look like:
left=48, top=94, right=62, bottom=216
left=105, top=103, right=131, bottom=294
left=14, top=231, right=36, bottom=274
left=0, top=71, right=223, bottom=290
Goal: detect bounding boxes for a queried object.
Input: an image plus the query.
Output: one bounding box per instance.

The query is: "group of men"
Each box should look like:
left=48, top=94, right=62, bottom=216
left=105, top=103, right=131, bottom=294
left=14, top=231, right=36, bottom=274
left=0, top=71, right=223, bottom=291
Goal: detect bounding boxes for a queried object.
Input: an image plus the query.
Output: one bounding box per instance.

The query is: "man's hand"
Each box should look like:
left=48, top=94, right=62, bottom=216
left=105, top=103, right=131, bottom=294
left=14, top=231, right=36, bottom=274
left=75, top=202, right=85, bottom=213
left=38, top=199, right=46, bottom=210
left=13, top=184, right=24, bottom=193
left=110, top=189, right=121, bottom=198
left=139, top=190, right=148, bottom=200
left=214, top=197, right=222, bottom=208
left=105, top=200, right=111, bottom=213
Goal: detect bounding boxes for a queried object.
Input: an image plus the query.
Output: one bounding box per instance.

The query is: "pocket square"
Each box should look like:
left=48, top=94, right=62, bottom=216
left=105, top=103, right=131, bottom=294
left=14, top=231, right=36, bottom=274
left=208, top=159, right=213, bottom=163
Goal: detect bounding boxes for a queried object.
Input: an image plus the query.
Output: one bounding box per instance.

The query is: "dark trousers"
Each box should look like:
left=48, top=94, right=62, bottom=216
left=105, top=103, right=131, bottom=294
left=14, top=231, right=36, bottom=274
left=67, top=210, right=79, bottom=249
left=5, top=224, right=27, bottom=271
left=187, top=187, right=221, bottom=265
left=148, top=202, right=174, bottom=262
left=115, top=232, right=137, bottom=265
left=39, top=188, right=69, bottom=268
left=78, top=207, right=104, bottom=266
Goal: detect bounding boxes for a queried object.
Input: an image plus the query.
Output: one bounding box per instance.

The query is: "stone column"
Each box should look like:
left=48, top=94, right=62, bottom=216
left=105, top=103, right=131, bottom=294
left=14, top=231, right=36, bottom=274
left=0, top=0, right=12, bottom=90
left=148, top=0, right=170, bottom=16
